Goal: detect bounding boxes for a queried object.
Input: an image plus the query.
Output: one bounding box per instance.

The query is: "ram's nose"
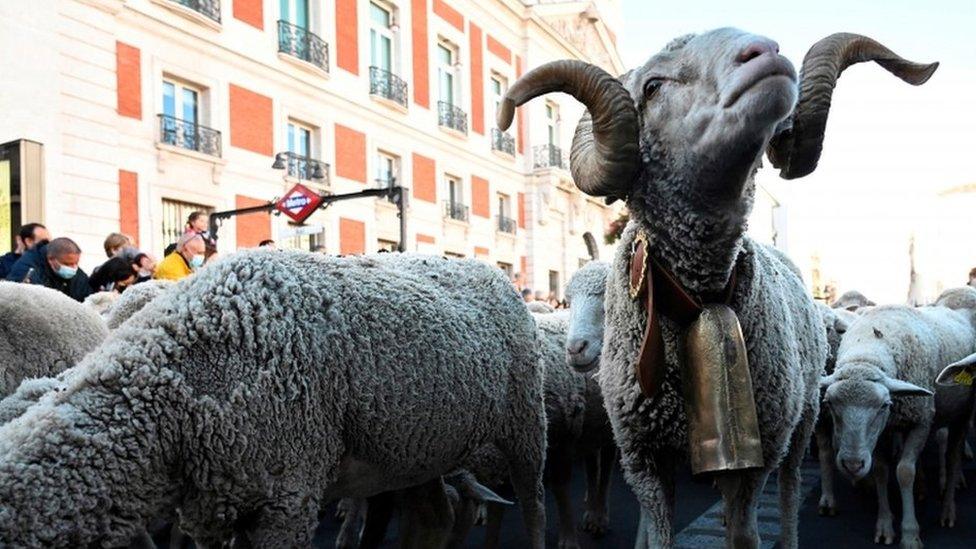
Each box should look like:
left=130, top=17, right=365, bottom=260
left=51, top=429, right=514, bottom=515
left=841, top=458, right=866, bottom=477
left=737, top=39, right=780, bottom=64
left=567, top=339, right=589, bottom=356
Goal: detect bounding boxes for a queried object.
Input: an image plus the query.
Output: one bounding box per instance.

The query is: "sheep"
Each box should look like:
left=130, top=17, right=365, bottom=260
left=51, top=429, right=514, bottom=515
left=105, top=279, right=175, bottom=330
left=0, top=249, right=547, bottom=548
left=821, top=305, right=975, bottom=547
left=83, top=290, right=121, bottom=317
left=832, top=290, right=877, bottom=311
left=0, top=281, right=108, bottom=397
left=497, top=28, right=936, bottom=548
left=527, top=301, right=556, bottom=314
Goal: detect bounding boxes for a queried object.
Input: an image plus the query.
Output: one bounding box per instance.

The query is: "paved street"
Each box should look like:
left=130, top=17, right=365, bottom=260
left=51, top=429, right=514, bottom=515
left=313, top=438, right=976, bottom=548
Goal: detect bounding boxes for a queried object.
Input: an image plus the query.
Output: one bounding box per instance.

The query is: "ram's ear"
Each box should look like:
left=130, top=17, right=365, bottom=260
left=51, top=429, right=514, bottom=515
left=881, top=376, right=933, bottom=397
left=936, top=352, right=976, bottom=387
left=834, top=315, right=850, bottom=335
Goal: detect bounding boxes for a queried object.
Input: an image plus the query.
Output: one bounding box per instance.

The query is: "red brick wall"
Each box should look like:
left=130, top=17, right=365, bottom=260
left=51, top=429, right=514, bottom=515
left=520, top=255, right=528, bottom=283
left=469, top=23, right=484, bottom=135
left=118, top=170, right=139, bottom=246
left=417, top=233, right=436, bottom=244
left=339, top=217, right=366, bottom=255
left=474, top=246, right=489, bottom=257
left=517, top=192, right=526, bottom=228
left=433, top=0, right=463, bottom=31
left=471, top=176, right=489, bottom=218
left=334, top=124, right=367, bottom=182
left=235, top=195, right=271, bottom=248
left=336, top=0, right=359, bottom=74
left=412, top=153, right=436, bottom=203
left=233, top=0, right=263, bottom=29
left=411, top=0, right=429, bottom=108
left=116, top=41, right=141, bottom=120
left=229, top=84, right=273, bottom=155
left=486, top=35, right=511, bottom=64
left=515, top=55, right=526, bottom=154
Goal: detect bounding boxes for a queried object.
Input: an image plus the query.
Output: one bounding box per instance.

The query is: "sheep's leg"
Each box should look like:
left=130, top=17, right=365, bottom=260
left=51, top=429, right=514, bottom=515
left=234, top=492, right=319, bottom=549
left=937, top=427, right=948, bottom=495
left=399, top=478, right=455, bottom=549
left=621, top=450, right=675, bottom=547
left=497, top=404, right=546, bottom=549
left=873, top=452, right=895, bottom=545
left=125, top=529, right=156, bottom=549
left=483, top=502, right=505, bottom=549
left=549, top=449, right=580, bottom=549
left=359, top=491, right=395, bottom=549
left=582, top=444, right=615, bottom=537
left=940, top=421, right=967, bottom=528
left=779, top=399, right=817, bottom=549
left=895, top=424, right=929, bottom=549
left=334, top=498, right=366, bottom=549
left=716, top=469, right=767, bottom=549
left=815, top=419, right=838, bottom=516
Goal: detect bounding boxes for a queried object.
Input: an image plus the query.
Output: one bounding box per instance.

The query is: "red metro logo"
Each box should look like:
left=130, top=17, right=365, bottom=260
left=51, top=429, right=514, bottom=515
left=275, top=183, right=323, bottom=223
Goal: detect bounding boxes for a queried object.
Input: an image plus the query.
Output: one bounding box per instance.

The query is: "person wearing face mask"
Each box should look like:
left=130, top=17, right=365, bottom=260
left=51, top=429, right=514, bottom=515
left=88, top=256, right=138, bottom=293
left=154, top=233, right=205, bottom=281
left=6, top=237, right=92, bottom=302
left=0, top=223, right=50, bottom=279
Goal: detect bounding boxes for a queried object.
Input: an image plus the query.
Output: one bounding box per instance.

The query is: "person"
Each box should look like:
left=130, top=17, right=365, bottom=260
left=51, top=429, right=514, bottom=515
left=132, top=252, right=157, bottom=283
left=534, top=290, right=545, bottom=302
left=154, top=233, right=206, bottom=281
left=547, top=292, right=560, bottom=308
left=88, top=256, right=137, bottom=293
left=103, top=233, right=132, bottom=258
left=521, top=288, right=533, bottom=302
left=969, top=267, right=976, bottom=289
left=258, top=239, right=276, bottom=249
left=6, top=237, right=92, bottom=302
left=185, top=211, right=217, bottom=251
left=0, top=223, right=50, bottom=279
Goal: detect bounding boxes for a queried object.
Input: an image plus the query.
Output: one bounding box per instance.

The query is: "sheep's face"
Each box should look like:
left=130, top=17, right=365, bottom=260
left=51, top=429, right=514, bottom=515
left=823, top=369, right=932, bottom=480
left=565, top=289, right=605, bottom=372
left=628, top=28, right=797, bottom=202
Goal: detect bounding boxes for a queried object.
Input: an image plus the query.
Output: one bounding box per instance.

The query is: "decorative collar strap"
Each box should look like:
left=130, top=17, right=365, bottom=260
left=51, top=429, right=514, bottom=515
left=628, top=229, right=739, bottom=398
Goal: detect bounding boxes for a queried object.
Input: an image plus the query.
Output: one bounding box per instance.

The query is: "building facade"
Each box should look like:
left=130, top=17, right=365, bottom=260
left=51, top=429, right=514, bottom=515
left=0, top=0, right=626, bottom=298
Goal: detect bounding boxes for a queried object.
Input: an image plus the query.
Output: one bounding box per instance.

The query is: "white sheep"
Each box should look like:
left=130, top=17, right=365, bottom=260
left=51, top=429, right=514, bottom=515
left=83, top=290, right=121, bottom=317
left=497, top=28, right=936, bottom=548
left=822, top=305, right=975, bottom=547
left=105, top=279, right=175, bottom=330
left=832, top=290, right=877, bottom=311
left=0, top=250, right=547, bottom=548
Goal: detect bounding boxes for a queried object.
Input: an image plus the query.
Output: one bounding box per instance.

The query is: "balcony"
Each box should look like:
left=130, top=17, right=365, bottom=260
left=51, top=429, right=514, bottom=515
left=278, top=20, right=329, bottom=73
left=168, top=0, right=221, bottom=24
left=279, top=152, right=330, bottom=185
left=533, top=144, right=568, bottom=170
left=369, top=67, right=408, bottom=109
left=497, top=215, right=517, bottom=234
left=443, top=200, right=469, bottom=222
left=491, top=129, right=515, bottom=156
left=438, top=101, right=468, bottom=134
left=158, top=114, right=221, bottom=157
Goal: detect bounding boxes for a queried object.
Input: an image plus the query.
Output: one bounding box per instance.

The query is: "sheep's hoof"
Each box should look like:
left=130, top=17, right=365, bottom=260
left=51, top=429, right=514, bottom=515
left=580, top=510, right=609, bottom=537
left=874, top=519, right=894, bottom=545
left=899, top=535, right=923, bottom=549
left=818, top=495, right=837, bottom=516
left=557, top=536, right=581, bottom=549
left=940, top=503, right=956, bottom=528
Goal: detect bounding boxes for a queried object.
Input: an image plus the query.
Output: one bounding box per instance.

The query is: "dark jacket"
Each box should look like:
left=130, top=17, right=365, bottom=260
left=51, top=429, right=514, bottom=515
left=5, top=245, right=92, bottom=302
left=0, top=251, right=20, bottom=279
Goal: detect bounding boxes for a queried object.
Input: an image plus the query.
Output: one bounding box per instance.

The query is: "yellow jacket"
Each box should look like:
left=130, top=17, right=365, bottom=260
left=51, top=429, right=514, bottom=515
left=154, top=252, right=193, bottom=281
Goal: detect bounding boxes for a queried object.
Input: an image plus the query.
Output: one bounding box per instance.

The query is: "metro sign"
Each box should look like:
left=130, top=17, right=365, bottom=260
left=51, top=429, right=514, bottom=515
left=275, top=183, right=323, bottom=223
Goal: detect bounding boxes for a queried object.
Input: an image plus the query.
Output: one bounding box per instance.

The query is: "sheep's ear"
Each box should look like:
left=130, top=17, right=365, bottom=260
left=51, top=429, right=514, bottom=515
left=881, top=376, right=933, bottom=397
left=834, top=316, right=850, bottom=335
left=936, top=352, right=976, bottom=387
left=466, top=480, right=513, bottom=506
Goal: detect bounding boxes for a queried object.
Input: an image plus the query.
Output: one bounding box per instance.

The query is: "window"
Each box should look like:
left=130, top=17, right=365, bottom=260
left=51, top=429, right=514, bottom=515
left=437, top=41, right=458, bottom=106
left=548, top=270, right=561, bottom=299
left=377, top=239, right=398, bottom=252
left=370, top=2, right=395, bottom=72
left=546, top=102, right=560, bottom=146
left=160, top=78, right=219, bottom=155
left=163, top=80, right=199, bottom=125
left=497, top=262, right=513, bottom=280
left=287, top=121, right=312, bottom=158
left=161, top=198, right=211, bottom=248
left=497, top=193, right=511, bottom=218
left=279, top=0, right=309, bottom=28
left=285, top=120, right=319, bottom=180
left=490, top=74, right=507, bottom=122
left=443, top=174, right=468, bottom=222
left=444, top=251, right=465, bottom=259
left=376, top=151, right=399, bottom=188
left=446, top=175, right=463, bottom=206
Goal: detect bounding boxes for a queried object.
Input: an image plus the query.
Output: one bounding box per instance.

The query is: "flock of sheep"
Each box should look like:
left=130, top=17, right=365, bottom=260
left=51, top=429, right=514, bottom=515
left=0, top=26, right=968, bottom=549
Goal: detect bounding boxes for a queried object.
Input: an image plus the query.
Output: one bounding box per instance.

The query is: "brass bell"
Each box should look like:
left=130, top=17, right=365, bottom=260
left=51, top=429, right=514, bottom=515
left=682, top=304, right=764, bottom=474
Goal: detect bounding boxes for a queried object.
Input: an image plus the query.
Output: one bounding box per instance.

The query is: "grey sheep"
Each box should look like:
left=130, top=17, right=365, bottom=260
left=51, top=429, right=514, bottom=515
left=105, top=279, right=175, bottom=330
left=0, top=250, right=547, bottom=548
left=83, top=290, right=121, bottom=317
left=0, top=281, right=107, bottom=397
left=822, top=305, right=975, bottom=547
left=497, top=27, right=936, bottom=547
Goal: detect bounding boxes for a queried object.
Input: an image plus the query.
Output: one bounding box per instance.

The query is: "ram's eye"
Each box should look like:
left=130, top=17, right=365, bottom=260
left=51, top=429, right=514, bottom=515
left=644, top=78, right=665, bottom=100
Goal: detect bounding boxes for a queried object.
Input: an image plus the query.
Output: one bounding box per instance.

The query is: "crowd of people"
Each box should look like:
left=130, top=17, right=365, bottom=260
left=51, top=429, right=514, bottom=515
left=0, top=211, right=235, bottom=303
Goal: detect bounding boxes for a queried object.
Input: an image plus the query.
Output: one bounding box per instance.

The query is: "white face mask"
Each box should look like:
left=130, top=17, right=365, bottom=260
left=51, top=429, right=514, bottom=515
left=189, top=255, right=205, bottom=269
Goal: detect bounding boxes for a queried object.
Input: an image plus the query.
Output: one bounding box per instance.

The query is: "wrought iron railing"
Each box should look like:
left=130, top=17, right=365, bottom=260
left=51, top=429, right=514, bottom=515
left=375, top=177, right=397, bottom=189
left=443, top=200, right=469, bottom=222
left=170, top=0, right=221, bottom=23
left=438, top=101, right=468, bottom=134
left=497, top=215, right=517, bottom=234
left=158, top=114, right=222, bottom=157
left=533, top=144, right=568, bottom=170
left=491, top=128, right=515, bottom=156
left=277, top=20, right=329, bottom=73
left=369, top=66, right=408, bottom=108
left=280, top=151, right=330, bottom=184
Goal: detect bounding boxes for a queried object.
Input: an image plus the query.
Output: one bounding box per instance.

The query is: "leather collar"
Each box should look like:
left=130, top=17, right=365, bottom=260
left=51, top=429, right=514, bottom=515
left=629, top=229, right=739, bottom=398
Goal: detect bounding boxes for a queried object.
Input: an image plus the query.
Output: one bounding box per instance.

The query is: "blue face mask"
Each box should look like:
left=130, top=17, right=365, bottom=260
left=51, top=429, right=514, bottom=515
left=189, top=255, right=205, bottom=269
left=55, top=264, right=77, bottom=279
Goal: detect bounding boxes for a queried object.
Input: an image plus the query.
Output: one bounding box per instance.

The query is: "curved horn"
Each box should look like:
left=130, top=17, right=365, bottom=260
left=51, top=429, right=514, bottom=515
left=497, top=60, right=639, bottom=199
left=768, top=33, right=938, bottom=179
